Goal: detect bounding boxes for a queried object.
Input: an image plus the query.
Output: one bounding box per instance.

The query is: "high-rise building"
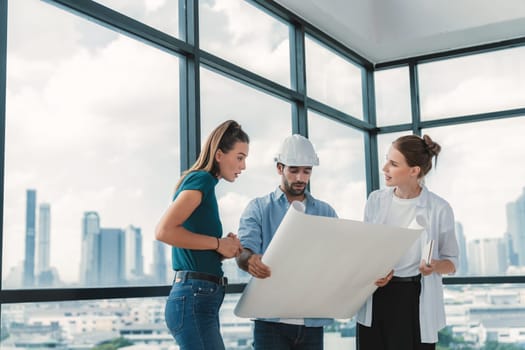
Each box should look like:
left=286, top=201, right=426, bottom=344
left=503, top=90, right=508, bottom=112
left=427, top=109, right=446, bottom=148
left=37, top=203, right=52, bottom=286
left=506, top=188, right=525, bottom=266
left=152, top=240, right=168, bottom=284
left=99, top=228, right=125, bottom=285
left=455, top=222, right=468, bottom=275
left=468, top=238, right=507, bottom=275
left=504, top=231, right=519, bottom=266
left=80, top=211, right=101, bottom=285
left=124, top=225, right=144, bottom=281
left=23, top=189, right=36, bottom=287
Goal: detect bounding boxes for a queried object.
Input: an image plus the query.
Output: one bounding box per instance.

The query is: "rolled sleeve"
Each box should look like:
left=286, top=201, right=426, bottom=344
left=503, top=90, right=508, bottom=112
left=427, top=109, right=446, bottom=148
left=437, top=204, right=459, bottom=272
left=363, top=190, right=380, bottom=223
left=238, top=199, right=264, bottom=254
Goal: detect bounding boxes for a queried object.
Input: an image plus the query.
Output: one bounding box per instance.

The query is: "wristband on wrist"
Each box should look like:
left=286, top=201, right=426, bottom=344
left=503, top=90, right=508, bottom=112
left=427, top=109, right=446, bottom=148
left=215, top=237, right=220, bottom=251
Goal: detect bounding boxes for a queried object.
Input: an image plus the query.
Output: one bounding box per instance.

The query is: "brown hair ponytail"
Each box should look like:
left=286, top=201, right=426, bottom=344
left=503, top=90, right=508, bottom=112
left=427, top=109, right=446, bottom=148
left=393, top=134, right=441, bottom=178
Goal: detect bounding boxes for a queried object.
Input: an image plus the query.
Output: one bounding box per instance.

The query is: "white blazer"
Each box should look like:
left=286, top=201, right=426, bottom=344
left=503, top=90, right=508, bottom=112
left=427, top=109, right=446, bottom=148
left=356, top=186, right=459, bottom=343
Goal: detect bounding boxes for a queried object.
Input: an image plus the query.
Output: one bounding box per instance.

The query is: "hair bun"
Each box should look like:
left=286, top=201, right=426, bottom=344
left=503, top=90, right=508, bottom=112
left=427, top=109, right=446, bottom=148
left=422, top=134, right=441, bottom=157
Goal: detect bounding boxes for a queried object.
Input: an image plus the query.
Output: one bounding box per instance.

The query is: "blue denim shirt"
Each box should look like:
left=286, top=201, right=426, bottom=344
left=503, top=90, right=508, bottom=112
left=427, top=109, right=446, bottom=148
left=238, top=187, right=337, bottom=327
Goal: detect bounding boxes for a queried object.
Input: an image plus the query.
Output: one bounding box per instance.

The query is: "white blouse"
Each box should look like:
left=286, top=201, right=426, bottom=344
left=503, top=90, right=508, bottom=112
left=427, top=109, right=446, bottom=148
left=356, top=186, right=459, bottom=343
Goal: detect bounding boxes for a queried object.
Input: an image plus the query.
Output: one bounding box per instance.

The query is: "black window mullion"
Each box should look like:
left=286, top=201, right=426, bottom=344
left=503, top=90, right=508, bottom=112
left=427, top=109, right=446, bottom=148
left=409, top=62, right=421, bottom=135
left=179, top=0, right=200, bottom=171
left=290, top=22, right=308, bottom=136
left=0, top=0, right=7, bottom=290
left=363, top=68, right=380, bottom=194
left=46, top=0, right=192, bottom=56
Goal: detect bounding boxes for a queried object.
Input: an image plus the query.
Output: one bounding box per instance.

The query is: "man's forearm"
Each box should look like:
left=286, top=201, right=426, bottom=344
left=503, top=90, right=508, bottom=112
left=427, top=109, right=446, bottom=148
left=236, top=248, right=254, bottom=272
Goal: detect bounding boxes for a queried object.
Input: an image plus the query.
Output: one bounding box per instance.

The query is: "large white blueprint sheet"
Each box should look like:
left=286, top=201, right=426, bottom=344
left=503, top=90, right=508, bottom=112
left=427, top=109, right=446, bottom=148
left=234, top=201, right=423, bottom=319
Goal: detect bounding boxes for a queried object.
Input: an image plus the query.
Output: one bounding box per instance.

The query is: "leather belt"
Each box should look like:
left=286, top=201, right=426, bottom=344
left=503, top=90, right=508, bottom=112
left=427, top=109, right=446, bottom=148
left=391, top=275, right=421, bottom=283
left=174, top=270, right=228, bottom=286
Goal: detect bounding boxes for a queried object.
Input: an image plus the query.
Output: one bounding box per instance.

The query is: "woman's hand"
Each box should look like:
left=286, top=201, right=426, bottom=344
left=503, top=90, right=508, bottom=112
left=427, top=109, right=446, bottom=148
left=419, top=258, right=455, bottom=276
left=216, top=232, right=242, bottom=259
left=375, top=270, right=393, bottom=287
left=419, top=259, right=434, bottom=276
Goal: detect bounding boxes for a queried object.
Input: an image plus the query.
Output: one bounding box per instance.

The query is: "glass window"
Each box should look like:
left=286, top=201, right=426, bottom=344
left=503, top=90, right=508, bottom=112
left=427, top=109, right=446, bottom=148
left=442, top=284, right=525, bottom=348
left=305, top=36, right=364, bottom=120
left=1, top=296, right=359, bottom=348
left=419, top=46, right=525, bottom=121
left=3, top=0, right=179, bottom=289
left=1, top=298, right=173, bottom=347
left=220, top=294, right=254, bottom=348
left=199, top=0, right=290, bottom=87
left=374, top=67, right=412, bottom=126
left=308, top=112, right=367, bottom=220
left=423, top=117, right=525, bottom=276
left=200, top=67, right=292, bottom=283
left=94, top=0, right=179, bottom=38
left=3, top=286, right=524, bottom=349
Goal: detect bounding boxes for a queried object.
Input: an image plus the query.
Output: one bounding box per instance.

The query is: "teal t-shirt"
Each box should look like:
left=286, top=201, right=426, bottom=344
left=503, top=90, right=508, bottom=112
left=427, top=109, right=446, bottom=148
left=171, top=170, right=223, bottom=277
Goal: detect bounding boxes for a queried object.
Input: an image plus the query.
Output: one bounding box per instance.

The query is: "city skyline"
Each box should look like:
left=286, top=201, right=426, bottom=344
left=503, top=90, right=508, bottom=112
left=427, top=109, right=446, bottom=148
left=5, top=182, right=525, bottom=287
left=2, top=284, right=524, bottom=348
left=4, top=188, right=168, bottom=288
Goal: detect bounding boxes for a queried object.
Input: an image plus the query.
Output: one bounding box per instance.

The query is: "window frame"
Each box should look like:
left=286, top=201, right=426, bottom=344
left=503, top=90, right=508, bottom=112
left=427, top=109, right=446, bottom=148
left=1, top=0, right=525, bottom=307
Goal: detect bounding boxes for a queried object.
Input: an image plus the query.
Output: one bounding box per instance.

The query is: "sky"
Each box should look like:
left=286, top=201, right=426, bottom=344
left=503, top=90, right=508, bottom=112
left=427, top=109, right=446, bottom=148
left=2, top=0, right=525, bottom=286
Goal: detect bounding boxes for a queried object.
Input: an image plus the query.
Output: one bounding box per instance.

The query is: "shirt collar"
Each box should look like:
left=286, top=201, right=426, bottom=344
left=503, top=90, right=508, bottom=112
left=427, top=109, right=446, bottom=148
left=387, top=184, right=429, bottom=208
left=273, top=186, right=315, bottom=205
left=417, top=185, right=430, bottom=208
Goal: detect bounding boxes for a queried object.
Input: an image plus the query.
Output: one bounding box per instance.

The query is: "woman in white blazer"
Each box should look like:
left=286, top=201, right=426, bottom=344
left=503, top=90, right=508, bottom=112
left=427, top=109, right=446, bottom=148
left=356, top=134, right=459, bottom=350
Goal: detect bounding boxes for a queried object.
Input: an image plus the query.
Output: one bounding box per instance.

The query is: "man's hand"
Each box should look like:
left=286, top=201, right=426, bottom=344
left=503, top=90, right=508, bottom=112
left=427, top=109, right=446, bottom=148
left=236, top=248, right=271, bottom=279
left=246, top=254, right=271, bottom=279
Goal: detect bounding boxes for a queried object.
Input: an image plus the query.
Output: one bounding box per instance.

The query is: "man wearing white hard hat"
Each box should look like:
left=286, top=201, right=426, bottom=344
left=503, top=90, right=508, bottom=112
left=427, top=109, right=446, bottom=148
left=236, top=134, right=337, bottom=350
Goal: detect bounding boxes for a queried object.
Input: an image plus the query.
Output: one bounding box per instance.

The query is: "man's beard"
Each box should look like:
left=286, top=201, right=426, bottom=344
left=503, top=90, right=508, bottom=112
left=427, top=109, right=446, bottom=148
left=283, top=179, right=306, bottom=196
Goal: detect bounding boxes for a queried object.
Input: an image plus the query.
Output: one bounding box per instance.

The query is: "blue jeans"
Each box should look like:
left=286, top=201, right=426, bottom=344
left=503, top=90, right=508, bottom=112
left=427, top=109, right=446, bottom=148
left=254, top=320, right=324, bottom=350
left=165, top=278, right=226, bottom=350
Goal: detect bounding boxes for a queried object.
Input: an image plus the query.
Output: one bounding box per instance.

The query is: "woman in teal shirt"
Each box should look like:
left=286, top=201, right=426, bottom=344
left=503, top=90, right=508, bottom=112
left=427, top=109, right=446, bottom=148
left=156, top=120, right=249, bottom=350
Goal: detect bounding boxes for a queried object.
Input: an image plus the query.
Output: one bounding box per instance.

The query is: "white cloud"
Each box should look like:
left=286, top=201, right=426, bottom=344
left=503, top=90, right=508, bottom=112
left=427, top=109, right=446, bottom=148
left=200, top=0, right=290, bottom=86
left=3, top=8, right=180, bottom=282
left=306, top=38, right=364, bottom=119
left=426, top=118, right=525, bottom=240
left=217, top=191, right=252, bottom=234
left=309, top=114, right=368, bottom=219
left=7, top=0, right=81, bottom=60
left=144, top=0, right=167, bottom=13
left=419, top=47, right=525, bottom=119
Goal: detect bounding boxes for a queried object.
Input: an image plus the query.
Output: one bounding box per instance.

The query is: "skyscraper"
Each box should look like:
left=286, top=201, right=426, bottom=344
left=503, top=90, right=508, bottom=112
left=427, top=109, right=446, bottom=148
left=506, top=188, right=525, bottom=266
left=124, top=225, right=144, bottom=281
left=152, top=240, right=168, bottom=284
left=99, top=228, right=125, bottom=285
left=504, top=231, right=519, bottom=266
left=455, top=222, right=468, bottom=275
left=23, top=189, right=36, bottom=287
left=80, top=211, right=100, bottom=285
left=37, top=203, right=52, bottom=286
left=468, top=238, right=507, bottom=275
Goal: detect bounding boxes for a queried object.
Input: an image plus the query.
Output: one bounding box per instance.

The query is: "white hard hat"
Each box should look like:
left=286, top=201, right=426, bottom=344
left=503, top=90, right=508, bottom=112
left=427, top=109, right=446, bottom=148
left=274, top=134, right=319, bottom=166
